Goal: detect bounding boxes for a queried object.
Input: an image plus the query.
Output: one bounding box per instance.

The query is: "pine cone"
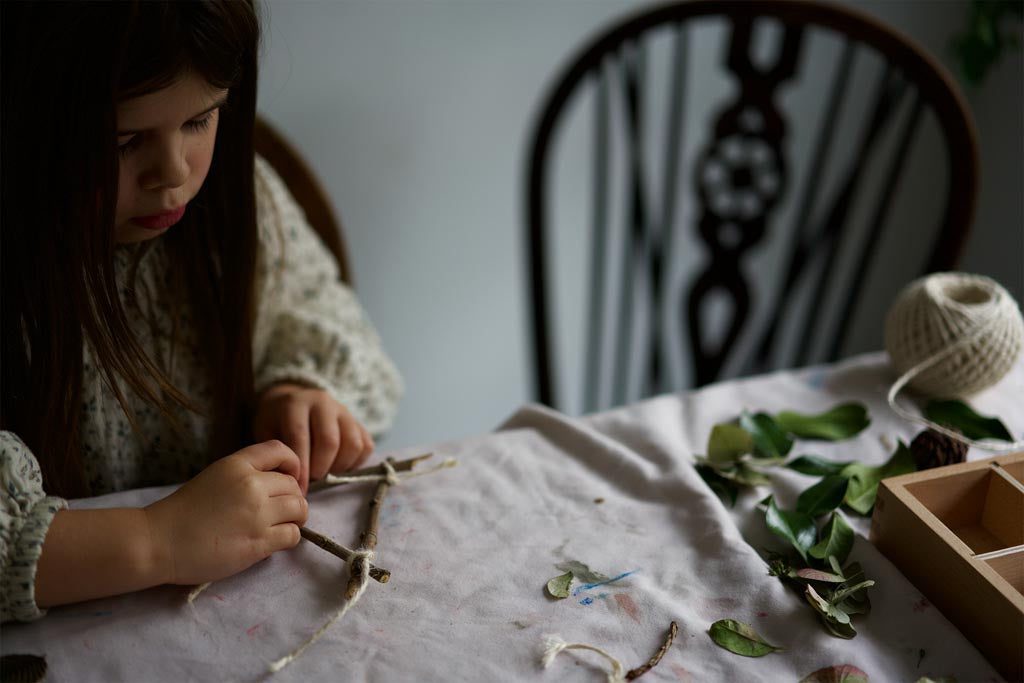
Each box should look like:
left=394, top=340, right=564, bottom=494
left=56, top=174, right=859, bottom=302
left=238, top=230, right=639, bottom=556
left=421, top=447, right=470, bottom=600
left=910, top=428, right=967, bottom=471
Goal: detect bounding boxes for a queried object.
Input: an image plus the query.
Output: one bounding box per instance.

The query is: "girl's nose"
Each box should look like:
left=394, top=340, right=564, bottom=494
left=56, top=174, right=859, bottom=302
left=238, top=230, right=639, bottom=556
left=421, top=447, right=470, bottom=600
left=140, top=135, right=189, bottom=190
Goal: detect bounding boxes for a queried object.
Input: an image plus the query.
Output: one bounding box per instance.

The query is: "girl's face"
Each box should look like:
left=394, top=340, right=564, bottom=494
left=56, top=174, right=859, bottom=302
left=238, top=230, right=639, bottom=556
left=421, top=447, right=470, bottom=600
left=114, top=73, right=228, bottom=243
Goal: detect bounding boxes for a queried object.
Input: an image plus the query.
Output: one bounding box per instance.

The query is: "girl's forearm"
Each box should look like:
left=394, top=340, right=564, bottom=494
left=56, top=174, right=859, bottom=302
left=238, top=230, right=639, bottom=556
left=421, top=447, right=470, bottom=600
left=34, top=508, right=170, bottom=609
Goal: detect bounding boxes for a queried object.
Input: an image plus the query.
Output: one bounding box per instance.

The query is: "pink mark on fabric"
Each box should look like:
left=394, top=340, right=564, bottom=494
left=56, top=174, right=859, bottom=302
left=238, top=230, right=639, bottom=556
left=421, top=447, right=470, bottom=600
left=670, top=664, right=694, bottom=681
left=614, top=594, right=641, bottom=624
left=912, top=598, right=930, bottom=612
left=211, top=594, right=226, bottom=603
left=246, top=622, right=265, bottom=638
left=756, top=611, right=768, bottom=617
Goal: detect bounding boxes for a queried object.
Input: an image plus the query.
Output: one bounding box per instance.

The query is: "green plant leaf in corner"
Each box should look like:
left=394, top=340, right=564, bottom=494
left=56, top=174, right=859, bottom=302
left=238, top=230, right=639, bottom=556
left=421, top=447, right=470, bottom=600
left=799, top=664, right=870, bottom=683
left=786, top=455, right=854, bottom=477
left=841, top=442, right=915, bottom=515
left=740, top=412, right=794, bottom=460
left=708, top=619, right=783, bottom=657
left=695, top=463, right=740, bottom=508
left=545, top=571, right=573, bottom=599
left=707, top=422, right=754, bottom=464
left=925, top=399, right=1013, bottom=441
left=765, top=498, right=817, bottom=561
left=810, top=512, right=855, bottom=565
left=796, top=476, right=849, bottom=518
left=777, top=403, right=871, bottom=441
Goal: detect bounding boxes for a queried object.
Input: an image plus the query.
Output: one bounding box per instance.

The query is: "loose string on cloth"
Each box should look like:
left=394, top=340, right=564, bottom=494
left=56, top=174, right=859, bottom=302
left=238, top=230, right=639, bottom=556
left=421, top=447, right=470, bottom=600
left=541, top=635, right=626, bottom=683
left=322, top=457, right=457, bottom=486
left=888, top=307, right=1024, bottom=453
left=269, top=547, right=374, bottom=673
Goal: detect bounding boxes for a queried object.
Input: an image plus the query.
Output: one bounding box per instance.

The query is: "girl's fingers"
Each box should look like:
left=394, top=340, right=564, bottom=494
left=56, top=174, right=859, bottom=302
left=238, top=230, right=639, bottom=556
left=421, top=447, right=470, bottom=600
left=309, top=402, right=341, bottom=482
left=330, top=411, right=364, bottom=474
left=262, top=470, right=303, bottom=498
left=281, top=402, right=312, bottom=494
left=245, top=440, right=301, bottom=481
left=267, top=494, right=308, bottom=527
left=354, top=424, right=374, bottom=468
left=266, top=523, right=302, bottom=552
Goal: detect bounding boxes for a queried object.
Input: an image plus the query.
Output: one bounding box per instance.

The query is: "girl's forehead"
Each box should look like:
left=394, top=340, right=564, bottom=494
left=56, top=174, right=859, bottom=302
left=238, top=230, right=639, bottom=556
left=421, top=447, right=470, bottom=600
left=117, top=74, right=227, bottom=130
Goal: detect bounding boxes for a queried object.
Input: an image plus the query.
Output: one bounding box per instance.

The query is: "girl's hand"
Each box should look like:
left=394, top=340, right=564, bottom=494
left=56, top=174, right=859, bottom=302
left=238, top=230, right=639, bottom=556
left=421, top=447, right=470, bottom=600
left=144, top=440, right=308, bottom=586
left=253, top=382, right=375, bottom=494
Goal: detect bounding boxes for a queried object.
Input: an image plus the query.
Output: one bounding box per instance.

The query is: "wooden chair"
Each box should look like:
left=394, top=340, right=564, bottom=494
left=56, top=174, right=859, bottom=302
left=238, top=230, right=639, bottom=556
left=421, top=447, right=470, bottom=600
left=254, top=115, right=354, bottom=286
left=525, top=0, right=977, bottom=413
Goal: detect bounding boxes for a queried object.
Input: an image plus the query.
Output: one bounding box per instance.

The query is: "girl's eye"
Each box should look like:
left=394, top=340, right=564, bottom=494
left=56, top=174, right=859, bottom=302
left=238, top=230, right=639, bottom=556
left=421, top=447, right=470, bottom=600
left=118, top=136, right=140, bottom=158
left=184, top=112, right=215, bottom=132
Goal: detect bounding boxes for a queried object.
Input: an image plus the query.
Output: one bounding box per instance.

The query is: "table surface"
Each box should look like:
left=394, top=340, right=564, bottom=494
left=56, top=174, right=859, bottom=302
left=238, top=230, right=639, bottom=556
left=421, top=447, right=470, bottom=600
left=3, top=352, right=1021, bottom=682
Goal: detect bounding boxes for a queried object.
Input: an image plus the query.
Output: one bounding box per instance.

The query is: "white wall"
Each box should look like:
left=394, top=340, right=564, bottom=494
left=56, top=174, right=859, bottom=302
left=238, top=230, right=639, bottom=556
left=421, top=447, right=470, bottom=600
left=257, top=0, right=1022, bottom=450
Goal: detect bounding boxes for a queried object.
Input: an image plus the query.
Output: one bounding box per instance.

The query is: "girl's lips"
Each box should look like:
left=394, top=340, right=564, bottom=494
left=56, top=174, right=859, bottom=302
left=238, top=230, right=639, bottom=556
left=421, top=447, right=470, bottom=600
left=131, top=205, right=186, bottom=231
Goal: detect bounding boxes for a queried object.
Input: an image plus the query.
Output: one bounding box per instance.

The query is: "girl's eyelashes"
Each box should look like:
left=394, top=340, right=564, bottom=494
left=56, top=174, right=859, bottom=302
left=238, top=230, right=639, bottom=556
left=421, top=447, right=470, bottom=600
left=117, top=110, right=217, bottom=158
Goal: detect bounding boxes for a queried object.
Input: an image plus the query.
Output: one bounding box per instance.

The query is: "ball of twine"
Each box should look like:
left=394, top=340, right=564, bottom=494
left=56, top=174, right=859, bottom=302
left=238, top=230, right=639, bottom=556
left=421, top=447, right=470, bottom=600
left=885, top=272, right=1023, bottom=398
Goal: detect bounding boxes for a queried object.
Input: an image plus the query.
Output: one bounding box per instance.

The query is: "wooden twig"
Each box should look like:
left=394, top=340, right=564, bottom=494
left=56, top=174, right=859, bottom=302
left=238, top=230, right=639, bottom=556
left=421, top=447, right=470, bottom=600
left=625, top=621, right=678, bottom=680
left=309, top=452, right=434, bottom=491
left=299, top=527, right=390, bottom=584
left=344, top=457, right=396, bottom=599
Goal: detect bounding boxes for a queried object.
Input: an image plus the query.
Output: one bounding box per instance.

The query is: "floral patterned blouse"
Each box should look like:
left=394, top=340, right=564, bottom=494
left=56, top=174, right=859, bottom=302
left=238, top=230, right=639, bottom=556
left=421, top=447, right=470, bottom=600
left=0, top=156, right=403, bottom=622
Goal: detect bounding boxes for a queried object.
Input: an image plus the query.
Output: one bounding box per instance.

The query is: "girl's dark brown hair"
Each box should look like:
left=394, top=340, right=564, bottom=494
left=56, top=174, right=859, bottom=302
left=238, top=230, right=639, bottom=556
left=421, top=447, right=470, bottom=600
left=1, top=1, right=261, bottom=497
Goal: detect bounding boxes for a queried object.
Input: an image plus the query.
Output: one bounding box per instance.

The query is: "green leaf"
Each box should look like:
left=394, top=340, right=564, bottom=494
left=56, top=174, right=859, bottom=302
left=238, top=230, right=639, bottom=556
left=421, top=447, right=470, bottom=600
left=786, top=455, right=853, bottom=477
left=830, top=580, right=875, bottom=605
left=717, top=462, right=771, bottom=487
left=924, top=399, right=1013, bottom=441
left=708, top=619, right=783, bottom=657
left=805, top=584, right=851, bottom=625
left=799, top=664, right=870, bottom=683
left=776, top=403, right=871, bottom=441
left=695, top=463, right=740, bottom=508
left=832, top=563, right=872, bottom=616
left=828, top=555, right=845, bottom=578
left=794, top=568, right=846, bottom=583
left=740, top=412, right=794, bottom=459
left=810, top=512, right=855, bottom=565
left=553, top=561, right=608, bottom=584
left=708, top=423, right=754, bottom=464
left=545, top=571, right=573, bottom=599
left=765, top=498, right=817, bottom=561
left=841, top=442, right=915, bottom=515
left=797, top=476, right=849, bottom=517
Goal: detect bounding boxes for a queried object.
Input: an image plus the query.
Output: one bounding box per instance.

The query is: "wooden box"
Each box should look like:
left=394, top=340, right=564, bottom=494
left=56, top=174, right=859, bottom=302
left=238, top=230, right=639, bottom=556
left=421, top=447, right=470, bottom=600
left=870, top=452, right=1024, bottom=681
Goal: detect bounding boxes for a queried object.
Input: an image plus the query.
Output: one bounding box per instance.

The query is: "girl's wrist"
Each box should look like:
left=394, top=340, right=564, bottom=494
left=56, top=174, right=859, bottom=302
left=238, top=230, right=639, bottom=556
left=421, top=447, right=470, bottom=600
left=141, top=503, right=175, bottom=586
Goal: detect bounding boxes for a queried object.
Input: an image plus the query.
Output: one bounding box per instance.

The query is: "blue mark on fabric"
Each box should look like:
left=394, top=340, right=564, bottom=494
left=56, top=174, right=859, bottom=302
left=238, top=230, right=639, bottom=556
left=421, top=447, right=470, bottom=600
left=579, top=597, right=594, bottom=605
left=571, top=571, right=638, bottom=596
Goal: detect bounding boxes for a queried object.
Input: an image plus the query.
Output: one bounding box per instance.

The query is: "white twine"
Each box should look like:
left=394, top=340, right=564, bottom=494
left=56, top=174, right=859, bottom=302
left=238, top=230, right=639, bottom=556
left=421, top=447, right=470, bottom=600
left=187, top=582, right=211, bottom=604
left=322, top=457, right=458, bottom=486
left=269, top=548, right=374, bottom=674
left=540, top=635, right=626, bottom=683
left=885, top=273, right=1024, bottom=452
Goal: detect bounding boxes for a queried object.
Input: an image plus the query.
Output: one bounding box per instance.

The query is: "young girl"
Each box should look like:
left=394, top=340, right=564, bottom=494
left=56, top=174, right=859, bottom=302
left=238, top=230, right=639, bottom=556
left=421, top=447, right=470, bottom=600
left=0, top=1, right=402, bottom=622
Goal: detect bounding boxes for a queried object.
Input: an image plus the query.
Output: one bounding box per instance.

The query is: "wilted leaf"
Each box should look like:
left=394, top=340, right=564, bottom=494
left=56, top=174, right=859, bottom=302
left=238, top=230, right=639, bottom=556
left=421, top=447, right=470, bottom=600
left=708, top=423, right=754, bottom=464
left=695, top=463, right=740, bottom=507
left=795, top=568, right=846, bottom=583
left=708, top=619, right=783, bottom=657
left=810, top=512, right=855, bottom=565
left=786, top=455, right=853, bottom=477
left=553, top=561, right=609, bottom=585
left=545, top=572, right=573, bottom=599
left=777, top=403, right=870, bottom=441
left=797, top=476, right=849, bottom=518
left=805, top=584, right=851, bottom=625
left=841, top=442, right=915, bottom=515
left=925, top=399, right=1012, bottom=441
left=799, top=663, right=870, bottom=683
left=832, top=563, right=872, bottom=616
left=766, top=498, right=817, bottom=561
left=740, top=412, right=794, bottom=459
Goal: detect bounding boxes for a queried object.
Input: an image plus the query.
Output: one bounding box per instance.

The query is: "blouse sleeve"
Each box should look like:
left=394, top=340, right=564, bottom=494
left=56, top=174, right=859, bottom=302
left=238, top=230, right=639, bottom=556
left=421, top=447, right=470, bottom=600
left=1, top=431, right=68, bottom=622
left=251, top=155, right=404, bottom=438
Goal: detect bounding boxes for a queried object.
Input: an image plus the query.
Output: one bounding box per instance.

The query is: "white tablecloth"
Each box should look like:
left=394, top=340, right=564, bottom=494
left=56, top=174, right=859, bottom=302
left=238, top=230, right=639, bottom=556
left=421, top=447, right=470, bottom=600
left=3, top=352, right=1021, bottom=681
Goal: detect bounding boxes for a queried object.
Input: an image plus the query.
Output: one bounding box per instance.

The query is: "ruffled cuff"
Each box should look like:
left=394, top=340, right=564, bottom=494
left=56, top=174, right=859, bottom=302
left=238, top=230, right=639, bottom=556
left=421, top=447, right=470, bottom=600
left=2, top=495, right=67, bottom=622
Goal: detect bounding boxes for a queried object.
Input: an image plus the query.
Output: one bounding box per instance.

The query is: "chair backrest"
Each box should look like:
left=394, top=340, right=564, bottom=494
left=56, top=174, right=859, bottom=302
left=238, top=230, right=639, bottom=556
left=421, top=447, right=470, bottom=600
left=525, top=0, right=977, bottom=414
left=254, top=115, right=354, bottom=286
